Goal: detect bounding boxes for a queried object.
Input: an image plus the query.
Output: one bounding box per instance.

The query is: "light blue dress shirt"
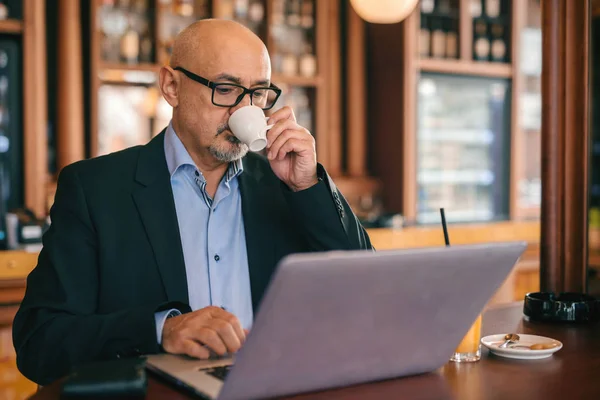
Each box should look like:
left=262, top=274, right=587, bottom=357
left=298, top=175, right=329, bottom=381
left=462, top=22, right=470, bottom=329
left=155, top=123, right=253, bottom=344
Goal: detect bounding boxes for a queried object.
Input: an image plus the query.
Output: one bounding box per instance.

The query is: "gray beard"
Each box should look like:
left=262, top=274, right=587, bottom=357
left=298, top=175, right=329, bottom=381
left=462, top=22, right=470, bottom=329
left=209, top=133, right=249, bottom=162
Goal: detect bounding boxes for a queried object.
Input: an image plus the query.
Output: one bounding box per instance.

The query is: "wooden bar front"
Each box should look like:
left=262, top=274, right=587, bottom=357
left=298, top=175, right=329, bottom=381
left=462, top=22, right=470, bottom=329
left=540, top=0, right=590, bottom=293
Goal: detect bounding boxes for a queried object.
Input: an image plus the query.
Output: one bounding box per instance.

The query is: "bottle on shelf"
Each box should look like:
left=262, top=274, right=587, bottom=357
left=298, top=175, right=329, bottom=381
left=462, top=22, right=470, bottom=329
left=248, top=0, right=265, bottom=24
left=301, top=0, right=314, bottom=29
left=430, top=19, right=447, bottom=59
left=445, top=19, right=458, bottom=59
left=272, top=0, right=285, bottom=25
left=490, top=23, right=507, bottom=62
left=139, top=24, right=153, bottom=63
left=421, top=0, right=435, bottom=14
left=0, top=1, right=8, bottom=20
left=299, top=43, right=317, bottom=77
left=281, top=52, right=298, bottom=76
left=419, top=16, right=431, bottom=58
left=485, top=0, right=501, bottom=19
left=287, top=0, right=302, bottom=27
left=471, top=0, right=483, bottom=18
left=120, top=18, right=140, bottom=64
left=100, top=0, right=126, bottom=63
left=473, top=20, right=490, bottom=61
left=173, top=0, right=194, bottom=17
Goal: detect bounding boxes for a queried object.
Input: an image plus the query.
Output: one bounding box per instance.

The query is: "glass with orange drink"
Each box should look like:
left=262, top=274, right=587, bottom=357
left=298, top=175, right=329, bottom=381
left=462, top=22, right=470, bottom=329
left=450, top=314, right=482, bottom=362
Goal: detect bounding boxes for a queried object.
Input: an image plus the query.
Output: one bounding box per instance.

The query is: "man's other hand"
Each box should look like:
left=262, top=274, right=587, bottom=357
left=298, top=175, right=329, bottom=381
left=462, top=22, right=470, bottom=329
left=161, top=306, right=246, bottom=359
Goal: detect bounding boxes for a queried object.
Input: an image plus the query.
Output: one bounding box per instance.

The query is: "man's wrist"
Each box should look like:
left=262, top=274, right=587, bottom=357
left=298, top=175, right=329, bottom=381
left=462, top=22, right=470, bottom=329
left=155, top=309, right=181, bottom=346
left=289, top=176, right=319, bottom=192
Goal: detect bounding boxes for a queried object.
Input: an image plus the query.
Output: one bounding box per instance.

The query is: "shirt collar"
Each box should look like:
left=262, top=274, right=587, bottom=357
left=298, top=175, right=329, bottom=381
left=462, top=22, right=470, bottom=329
left=164, top=122, right=244, bottom=182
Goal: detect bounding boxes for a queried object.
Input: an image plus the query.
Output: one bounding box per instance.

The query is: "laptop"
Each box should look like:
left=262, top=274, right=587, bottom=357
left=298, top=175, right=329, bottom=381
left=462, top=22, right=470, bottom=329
left=146, top=242, right=527, bottom=400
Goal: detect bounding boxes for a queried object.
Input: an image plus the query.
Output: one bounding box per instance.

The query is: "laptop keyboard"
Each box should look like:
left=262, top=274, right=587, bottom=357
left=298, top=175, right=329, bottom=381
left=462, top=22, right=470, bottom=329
left=205, top=366, right=232, bottom=381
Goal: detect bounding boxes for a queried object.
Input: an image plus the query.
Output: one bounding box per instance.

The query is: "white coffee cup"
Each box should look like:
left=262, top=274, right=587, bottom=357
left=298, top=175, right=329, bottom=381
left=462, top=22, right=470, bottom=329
left=228, top=105, right=274, bottom=152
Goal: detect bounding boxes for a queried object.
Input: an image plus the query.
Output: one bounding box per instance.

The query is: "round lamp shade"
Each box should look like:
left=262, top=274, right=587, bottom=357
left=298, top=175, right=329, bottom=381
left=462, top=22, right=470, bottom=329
left=349, top=0, right=420, bottom=24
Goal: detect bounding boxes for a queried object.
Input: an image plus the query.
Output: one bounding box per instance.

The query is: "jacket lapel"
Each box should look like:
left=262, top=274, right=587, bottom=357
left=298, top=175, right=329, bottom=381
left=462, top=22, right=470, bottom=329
left=239, top=156, right=276, bottom=311
left=132, top=132, right=189, bottom=304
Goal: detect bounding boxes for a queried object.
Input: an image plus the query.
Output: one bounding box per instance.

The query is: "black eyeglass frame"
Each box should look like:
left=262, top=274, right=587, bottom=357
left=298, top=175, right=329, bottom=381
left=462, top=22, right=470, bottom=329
left=174, top=66, right=282, bottom=110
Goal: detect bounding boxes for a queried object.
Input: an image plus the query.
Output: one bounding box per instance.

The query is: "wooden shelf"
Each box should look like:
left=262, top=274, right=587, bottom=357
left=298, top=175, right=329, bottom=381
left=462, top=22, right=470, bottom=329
left=98, top=67, right=321, bottom=87
left=98, top=62, right=160, bottom=85
left=0, top=19, right=23, bottom=34
left=367, top=220, right=540, bottom=250
left=271, top=74, right=322, bottom=87
left=100, top=62, right=162, bottom=73
left=418, top=58, right=513, bottom=78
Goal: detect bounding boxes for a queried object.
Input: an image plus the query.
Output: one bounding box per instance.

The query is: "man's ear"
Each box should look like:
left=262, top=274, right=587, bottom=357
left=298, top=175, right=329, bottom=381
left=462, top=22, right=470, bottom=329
left=159, top=66, right=179, bottom=108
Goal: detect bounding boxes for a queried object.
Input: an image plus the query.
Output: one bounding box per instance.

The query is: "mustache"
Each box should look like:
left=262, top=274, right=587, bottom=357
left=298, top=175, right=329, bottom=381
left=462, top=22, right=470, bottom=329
left=216, top=124, right=229, bottom=136
left=216, top=125, right=242, bottom=144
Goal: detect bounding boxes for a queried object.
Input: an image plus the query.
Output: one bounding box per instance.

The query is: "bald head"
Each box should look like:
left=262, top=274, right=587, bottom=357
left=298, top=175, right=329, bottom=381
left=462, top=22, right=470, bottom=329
left=159, top=19, right=273, bottom=167
left=170, top=19, right=270, bottom=75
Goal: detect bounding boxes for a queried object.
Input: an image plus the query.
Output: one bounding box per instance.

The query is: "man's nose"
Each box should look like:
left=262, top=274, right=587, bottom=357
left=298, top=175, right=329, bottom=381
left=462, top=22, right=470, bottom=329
left=229, top=93, right=253, bottom=114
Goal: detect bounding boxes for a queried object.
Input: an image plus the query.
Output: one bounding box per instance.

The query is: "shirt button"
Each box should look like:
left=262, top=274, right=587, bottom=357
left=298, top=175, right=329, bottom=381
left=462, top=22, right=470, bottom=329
left=195, top=171, right=199, bottom=177
left=214, top=254, right=220, bottom=262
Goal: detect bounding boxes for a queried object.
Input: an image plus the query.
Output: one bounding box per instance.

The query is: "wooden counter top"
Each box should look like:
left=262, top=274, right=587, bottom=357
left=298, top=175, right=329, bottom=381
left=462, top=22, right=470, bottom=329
left=366, top=220, right=540, bottom=250
left=0, top=250, right=38, bottom=281
left=0, top=220, right=541, bottom=282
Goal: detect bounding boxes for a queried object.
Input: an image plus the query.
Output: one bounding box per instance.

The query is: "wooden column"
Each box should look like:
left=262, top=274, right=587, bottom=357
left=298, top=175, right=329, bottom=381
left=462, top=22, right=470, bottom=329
left=346, top=6, right=366, bottom=177
left=310, top=0, right=341, bottom=174
left=57, top=0, right=85, bottom=170
left=458, top=0, right=473, bottom=61
left=401, top=10, right=418, bottom=219
left=23, top=0, right=48, bottom=217
left=509, top=0, right=527, bottom=219
left=540, top=0, right=590, bottom=292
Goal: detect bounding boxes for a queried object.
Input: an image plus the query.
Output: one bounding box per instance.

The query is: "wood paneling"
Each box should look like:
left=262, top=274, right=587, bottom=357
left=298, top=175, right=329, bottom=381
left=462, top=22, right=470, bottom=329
left=0, top=19, right=23, bottom=34
left=23, top=0, right=48, bottom=218
left=540, top=0, right=590, bottom=293
left=57, top=0, right=85, bottom=170
left=401, top=11, right=418, bottom=219
left=418, top=58, right=512, bottom=77
left=324, top=0, right=341, bottom=176
left=366, top=18, right=409, bottom=214
left=346, top=6, right=366, bottom=177
left=315, top=0, right=332, bottom=169
left=89, top=0, right=101, bottom=158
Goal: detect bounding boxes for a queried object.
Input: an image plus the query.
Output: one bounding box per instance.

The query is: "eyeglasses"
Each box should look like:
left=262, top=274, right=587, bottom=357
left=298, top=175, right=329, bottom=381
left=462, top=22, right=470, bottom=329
left=174, top=66, right=282, bottom=111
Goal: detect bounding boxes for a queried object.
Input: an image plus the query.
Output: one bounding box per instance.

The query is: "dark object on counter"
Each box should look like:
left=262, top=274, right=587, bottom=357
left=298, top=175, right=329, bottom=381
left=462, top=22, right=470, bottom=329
left=10, top=208, right=48, bottom=244
left=524, top=292, right=600, bottom=323
left=360, top=213, right=404, bottom=229
left=62, top=357, right=147, bottom=399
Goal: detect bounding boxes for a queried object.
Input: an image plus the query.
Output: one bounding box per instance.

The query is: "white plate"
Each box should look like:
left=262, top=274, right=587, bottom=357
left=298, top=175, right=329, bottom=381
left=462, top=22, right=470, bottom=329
left=481, top=334, right=563, bottom=360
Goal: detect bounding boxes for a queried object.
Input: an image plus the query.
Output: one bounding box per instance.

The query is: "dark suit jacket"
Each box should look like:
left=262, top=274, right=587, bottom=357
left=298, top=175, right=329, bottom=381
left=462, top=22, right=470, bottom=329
left=12, top=132, right=372, bottom=385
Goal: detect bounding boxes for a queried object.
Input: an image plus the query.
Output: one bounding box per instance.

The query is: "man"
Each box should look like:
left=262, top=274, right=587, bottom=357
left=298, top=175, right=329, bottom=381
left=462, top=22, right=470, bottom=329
left=13, top=20, right=372, bottom=385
